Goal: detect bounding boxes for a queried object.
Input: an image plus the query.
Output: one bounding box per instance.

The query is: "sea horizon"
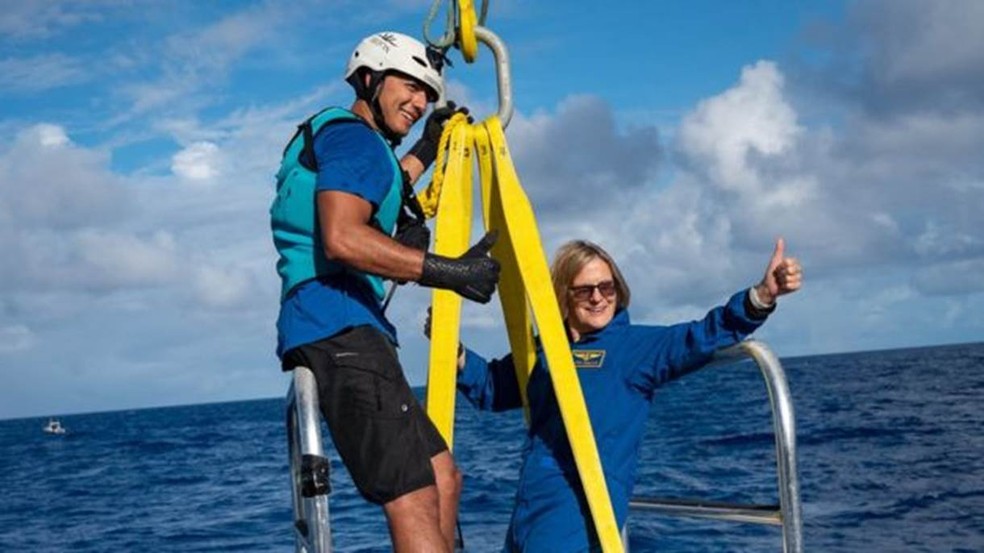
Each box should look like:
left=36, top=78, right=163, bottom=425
left=7, top=338, right=983, bottom=423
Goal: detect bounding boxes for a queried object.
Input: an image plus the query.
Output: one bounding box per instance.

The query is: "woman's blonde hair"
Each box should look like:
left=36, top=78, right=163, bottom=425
left=550, top=239, right=631, bottom=321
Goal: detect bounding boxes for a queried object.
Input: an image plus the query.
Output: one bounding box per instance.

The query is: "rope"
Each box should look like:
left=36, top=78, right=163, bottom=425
left=423, top=0, right=456, bottom=49
left=416, top=112, right=471, bottom=218
left=422, top=0, right=490, bottom=51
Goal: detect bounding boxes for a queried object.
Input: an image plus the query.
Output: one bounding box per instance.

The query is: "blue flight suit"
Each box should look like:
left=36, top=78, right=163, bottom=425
left=457, top=290, right=768, bottom=551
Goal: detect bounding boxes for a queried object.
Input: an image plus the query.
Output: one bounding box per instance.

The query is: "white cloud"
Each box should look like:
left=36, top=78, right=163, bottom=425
left=678, top=61, right=802, bottom=194
left=518, top=62, right=811, bottom=310
left=508, top=94, right=662, bottom=214
left=880, top=2, right=984, bottom=84
left=0, top=53, right=89, bottom=93
left=859, top=285, right=916, bottom=326
left=0, top=324, right=37, bottom=353
left=0, top=2, right=102, bottom=40
left=847, top=0, right=984, bottom=113
left=172, top=141, right=223, bottom=181
left=36, top=123, right=70, bottom=146
left=110, top=2, right=302, bottom=121
left=164, top=7, right=279, bottom=74
left=192, top=265, right=254, bottom=309
left=913, top=221, right=980, bottom=258
left=74, top=229, right=179, bottom=286
left=912, top=258, right=984, bottom=297
left=0, top=124, right=124, bottom=230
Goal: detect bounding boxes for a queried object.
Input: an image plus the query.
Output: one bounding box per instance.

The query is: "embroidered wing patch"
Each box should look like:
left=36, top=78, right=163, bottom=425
left=572, top=349, right=606, bottom=369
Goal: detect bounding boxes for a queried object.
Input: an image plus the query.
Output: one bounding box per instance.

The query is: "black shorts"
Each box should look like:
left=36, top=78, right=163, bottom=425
left=283, top=325, right=448, bottom=505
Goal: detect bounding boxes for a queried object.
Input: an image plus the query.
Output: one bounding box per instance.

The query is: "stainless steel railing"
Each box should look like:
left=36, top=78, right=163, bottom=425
left=627, top=339, right=803, bottom=553
left=286, top=366, right=332, bottom=553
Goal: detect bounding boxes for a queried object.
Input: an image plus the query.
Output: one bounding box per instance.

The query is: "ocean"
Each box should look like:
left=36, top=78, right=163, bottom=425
left=2, top=342, right=982, bottom=552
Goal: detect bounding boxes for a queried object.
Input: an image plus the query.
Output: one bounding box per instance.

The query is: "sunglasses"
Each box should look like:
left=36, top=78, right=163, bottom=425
left=568, top=280, right=617, bottom=302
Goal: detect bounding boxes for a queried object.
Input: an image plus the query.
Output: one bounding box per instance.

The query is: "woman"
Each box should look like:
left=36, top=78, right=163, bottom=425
left=439, top=238, right=802, bottom=551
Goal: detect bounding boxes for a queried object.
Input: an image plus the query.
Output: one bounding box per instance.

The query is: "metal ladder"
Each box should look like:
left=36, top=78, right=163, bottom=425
left=626, top=339, right=804, bottom=553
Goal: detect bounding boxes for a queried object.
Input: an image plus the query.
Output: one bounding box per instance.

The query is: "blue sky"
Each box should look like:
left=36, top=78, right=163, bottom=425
left=2, top=0, right=983, bottom=419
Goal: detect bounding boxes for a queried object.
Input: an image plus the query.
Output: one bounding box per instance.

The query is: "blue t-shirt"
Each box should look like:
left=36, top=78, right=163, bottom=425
left=276, top=120, right=399, bottom=358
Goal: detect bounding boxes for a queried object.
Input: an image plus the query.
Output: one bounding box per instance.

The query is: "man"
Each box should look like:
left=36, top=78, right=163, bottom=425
left=271, top=32, right=500, bottom=552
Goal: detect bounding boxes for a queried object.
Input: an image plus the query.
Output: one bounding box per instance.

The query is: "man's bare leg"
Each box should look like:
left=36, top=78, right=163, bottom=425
left=431, top=451, right=463, bottom=550
left=384, top=485, right=449, bottom=553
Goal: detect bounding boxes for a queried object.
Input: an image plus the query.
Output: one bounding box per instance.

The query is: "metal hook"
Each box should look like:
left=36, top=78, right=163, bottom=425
left=474, top=26, right=513, bottom=128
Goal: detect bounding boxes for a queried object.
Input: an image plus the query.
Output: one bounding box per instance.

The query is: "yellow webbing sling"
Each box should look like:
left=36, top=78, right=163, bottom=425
left=420, top=118, right=623, bottom=552
left=416, top=1, right=623, bottom=548
left=474, top=124, right=535, bottom=413
left=424, top=121, right=473, bottom=449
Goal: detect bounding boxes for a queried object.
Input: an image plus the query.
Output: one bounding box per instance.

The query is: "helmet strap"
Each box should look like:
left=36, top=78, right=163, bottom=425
left=370, top=85, right=403, bottom=147
left=354, top=70, right=401, bottom=147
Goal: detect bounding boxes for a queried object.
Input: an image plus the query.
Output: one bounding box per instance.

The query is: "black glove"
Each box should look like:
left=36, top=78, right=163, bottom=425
left=407, top=101, right=470, bottom=169
left=394, top=220, right=430, bottom=252
left=419, top=231, right=501, bottom=304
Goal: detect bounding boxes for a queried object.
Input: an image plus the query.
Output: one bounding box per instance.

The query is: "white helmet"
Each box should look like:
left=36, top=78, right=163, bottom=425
left=345, top=32, right=444, bottom=102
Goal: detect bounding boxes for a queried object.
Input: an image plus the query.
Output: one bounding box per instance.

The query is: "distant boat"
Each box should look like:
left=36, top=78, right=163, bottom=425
left=43, top=418, right=67, bottom=435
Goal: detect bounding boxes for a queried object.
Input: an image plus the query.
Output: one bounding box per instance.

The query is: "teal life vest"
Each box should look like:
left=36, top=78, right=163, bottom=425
left=270, top=107, right=403, bottom=302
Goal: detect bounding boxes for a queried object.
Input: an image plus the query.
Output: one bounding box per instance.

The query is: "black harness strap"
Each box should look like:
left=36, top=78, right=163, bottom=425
left=300, top=119, right=318, bottom=172
left=398, top=170, right=427, bottom=224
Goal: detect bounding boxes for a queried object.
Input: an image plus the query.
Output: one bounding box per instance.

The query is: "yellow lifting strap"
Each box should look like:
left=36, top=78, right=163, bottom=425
left=474, top=125, right=535, bottom=414
left=424, top=120, right=473, bottom=448
left=423, top=115, right=624, bottom=552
